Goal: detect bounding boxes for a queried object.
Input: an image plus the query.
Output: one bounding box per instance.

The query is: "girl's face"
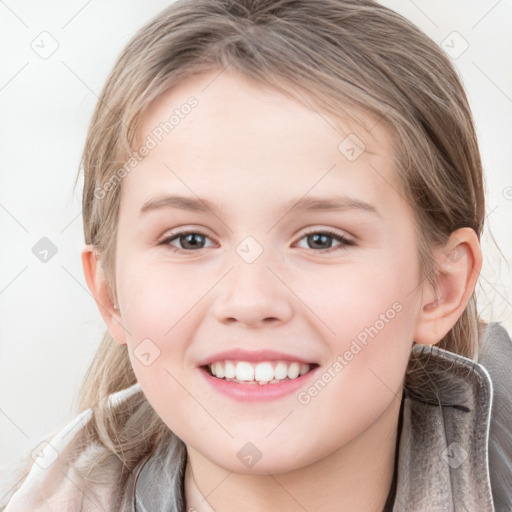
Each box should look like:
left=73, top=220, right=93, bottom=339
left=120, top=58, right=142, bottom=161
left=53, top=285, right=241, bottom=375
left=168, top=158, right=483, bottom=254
left=113, top=71, right=424, bottom=473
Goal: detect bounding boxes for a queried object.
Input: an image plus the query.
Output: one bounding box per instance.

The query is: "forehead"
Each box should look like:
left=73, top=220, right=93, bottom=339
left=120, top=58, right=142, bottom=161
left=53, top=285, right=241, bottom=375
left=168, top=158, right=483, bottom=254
left=138, top=71, right=392, bottom=155
left=120, top=71, right=405, bottom=219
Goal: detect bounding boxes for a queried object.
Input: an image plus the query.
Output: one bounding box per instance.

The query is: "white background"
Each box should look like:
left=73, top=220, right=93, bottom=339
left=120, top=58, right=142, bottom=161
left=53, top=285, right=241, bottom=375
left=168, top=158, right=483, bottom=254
left=1, top=0, right=511, bottom=479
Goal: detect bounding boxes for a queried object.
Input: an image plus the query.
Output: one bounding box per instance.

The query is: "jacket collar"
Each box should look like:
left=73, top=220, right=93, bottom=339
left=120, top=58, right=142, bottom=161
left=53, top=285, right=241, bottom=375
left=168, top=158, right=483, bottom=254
left=132, top=343, right=495, bottom=512
left=393, top=343, right=494, bottom=510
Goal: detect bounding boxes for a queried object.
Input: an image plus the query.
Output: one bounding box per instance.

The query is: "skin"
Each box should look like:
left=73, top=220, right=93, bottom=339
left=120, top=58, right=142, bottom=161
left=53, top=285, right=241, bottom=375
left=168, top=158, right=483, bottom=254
left=83, top=71, right=482, bottom=511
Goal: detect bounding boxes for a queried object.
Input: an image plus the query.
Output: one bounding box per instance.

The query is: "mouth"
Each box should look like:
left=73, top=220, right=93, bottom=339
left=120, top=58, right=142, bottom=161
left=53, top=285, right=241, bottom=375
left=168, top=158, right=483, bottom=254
left=198, top=360, right=322, bottom=402
left=201, top=361, right=321, bottom=386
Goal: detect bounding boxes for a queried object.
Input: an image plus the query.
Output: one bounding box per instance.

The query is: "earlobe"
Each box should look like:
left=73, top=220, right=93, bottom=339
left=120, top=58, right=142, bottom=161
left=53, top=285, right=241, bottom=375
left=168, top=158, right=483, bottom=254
left=81, top=244, right=127, bottom=345
left=413, top=227, right=482, bottom=346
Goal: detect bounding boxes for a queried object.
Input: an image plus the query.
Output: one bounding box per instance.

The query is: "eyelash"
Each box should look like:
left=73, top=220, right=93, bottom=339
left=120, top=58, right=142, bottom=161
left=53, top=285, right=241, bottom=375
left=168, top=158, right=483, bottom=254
left=158, top=228, right=355, bottom=253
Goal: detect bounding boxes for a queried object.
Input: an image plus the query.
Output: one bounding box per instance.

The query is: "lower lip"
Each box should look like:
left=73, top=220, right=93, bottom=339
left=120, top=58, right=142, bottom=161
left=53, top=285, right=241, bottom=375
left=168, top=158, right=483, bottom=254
left=198, top=365, right=320, bottom=402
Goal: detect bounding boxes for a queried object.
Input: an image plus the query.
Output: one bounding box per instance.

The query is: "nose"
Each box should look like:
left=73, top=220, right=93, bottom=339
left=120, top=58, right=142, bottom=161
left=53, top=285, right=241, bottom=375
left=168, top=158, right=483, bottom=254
left=212, top=252, right=294, bottom=328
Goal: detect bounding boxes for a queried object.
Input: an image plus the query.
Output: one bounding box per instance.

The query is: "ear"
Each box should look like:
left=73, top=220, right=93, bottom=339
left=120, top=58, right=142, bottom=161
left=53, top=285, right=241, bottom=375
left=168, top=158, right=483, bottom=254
left=81, top=244, right=127, bottom=345
left=413, top=227, right=482, bottom=346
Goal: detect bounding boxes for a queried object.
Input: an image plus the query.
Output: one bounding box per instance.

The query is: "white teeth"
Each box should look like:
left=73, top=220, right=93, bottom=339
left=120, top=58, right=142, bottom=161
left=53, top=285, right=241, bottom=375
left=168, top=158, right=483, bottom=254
left=235, top=362, right=254, bottom=381
left=299, top=363, right=309, bottom=376
left=254, top=362, right=274, bottom=382
left=287, top=362, right=300, bottom=379
left=274, top=362, right=289, bottom=380
left=208, top=360, right=312, bottom=384
left=214, top=361, right=225, bottom=379
left=224, top=361, right=236, bottom=379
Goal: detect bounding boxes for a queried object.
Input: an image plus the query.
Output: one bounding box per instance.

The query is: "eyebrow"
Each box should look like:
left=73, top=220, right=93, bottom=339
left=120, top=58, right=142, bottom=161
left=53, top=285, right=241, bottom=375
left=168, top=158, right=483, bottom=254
left=139, top=194, right=381, bottom=218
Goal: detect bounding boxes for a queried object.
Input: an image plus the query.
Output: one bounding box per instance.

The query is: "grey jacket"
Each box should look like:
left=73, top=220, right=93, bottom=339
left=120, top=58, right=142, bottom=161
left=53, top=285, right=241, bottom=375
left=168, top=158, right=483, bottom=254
left=4, top=322, right=512, bottom=511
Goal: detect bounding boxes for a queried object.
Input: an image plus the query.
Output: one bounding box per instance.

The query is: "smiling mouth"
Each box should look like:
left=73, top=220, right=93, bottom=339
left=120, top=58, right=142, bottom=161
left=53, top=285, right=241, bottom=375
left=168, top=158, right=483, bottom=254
left=201, top=362, right=320, bottom=385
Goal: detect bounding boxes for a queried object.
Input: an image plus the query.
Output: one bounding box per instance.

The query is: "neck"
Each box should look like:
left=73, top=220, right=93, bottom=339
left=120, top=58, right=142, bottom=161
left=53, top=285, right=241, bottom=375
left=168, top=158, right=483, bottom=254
left=184, top=396, right=401, bottom=512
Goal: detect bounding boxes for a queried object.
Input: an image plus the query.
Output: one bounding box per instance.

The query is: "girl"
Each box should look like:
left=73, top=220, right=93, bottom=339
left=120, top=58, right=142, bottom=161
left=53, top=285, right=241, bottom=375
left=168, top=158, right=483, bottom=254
left=2, top=0, right=511, bottom=510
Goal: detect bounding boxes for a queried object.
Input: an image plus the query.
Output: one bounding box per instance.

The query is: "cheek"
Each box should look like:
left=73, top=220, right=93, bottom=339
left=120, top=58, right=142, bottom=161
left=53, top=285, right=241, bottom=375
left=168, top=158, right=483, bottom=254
left=118, top=260, right=198, bottom=339
left=295, top=301, right=413, bottom=460
left=290, top=249, right=417, bottom=412
left=117, top=261, right=210, bottom=394
left=293, top=247, right=418, bottom=341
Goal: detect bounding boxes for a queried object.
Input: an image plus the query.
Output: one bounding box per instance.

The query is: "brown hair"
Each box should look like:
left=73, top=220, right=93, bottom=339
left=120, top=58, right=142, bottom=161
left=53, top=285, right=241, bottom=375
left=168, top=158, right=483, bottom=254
left=1, top=0, right=489, bottom=507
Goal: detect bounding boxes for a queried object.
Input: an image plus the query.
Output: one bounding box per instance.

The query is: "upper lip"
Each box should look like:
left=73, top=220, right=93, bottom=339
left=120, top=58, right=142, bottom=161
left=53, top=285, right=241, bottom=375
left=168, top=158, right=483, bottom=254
left=196, top=348, right=319, bottom=368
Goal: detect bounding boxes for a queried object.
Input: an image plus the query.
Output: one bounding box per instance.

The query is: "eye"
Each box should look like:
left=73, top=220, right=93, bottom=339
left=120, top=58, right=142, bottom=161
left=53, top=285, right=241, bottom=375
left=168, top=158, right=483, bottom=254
left=158, top=229, right=215, bottom=252
left=295, top=229, right=355, bottom=252
left=158, top=228, right=355, bottom=253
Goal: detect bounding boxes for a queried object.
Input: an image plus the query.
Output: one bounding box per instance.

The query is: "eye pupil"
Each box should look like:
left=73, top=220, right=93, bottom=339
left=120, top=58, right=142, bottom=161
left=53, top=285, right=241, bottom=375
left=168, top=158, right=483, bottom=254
left=182, top=233, right=204, bottom=249
left=309, top=233, right=332, bottom=249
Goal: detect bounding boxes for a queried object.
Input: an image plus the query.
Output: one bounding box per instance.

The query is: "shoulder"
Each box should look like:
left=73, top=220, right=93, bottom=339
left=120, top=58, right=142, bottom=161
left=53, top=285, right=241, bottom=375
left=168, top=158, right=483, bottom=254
left=2, top=383, right=142, bottom=512
left=477, top=322, right=512, bottom=510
